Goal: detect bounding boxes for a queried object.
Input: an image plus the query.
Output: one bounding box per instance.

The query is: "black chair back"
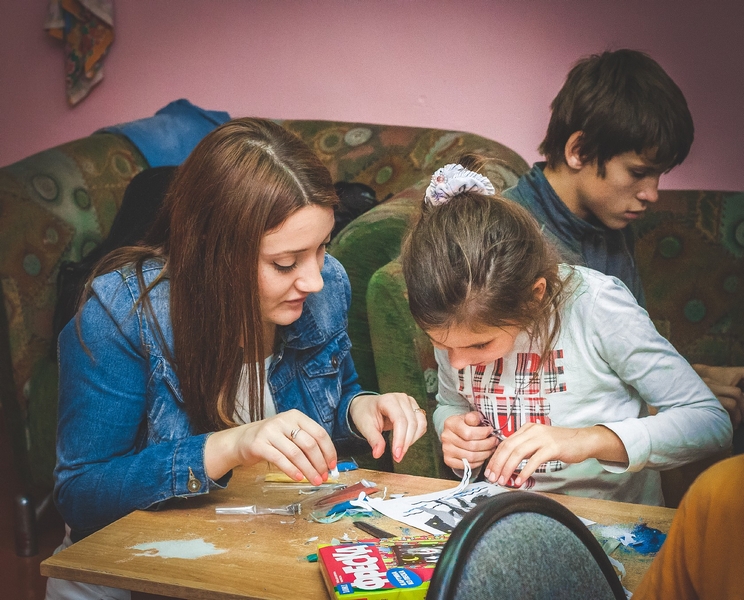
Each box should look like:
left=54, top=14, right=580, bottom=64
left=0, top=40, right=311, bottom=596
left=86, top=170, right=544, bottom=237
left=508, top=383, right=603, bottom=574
left=427, top=491, right=626, bottom=600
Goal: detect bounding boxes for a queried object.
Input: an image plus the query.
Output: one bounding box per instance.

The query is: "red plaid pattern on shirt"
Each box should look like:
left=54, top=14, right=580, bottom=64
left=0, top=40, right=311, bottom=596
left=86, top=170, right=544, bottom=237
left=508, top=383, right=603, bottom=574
left=479, top=395, right=551, bottom=435
left=543, top=349, right=566, bottom=393
left=459, top=359, right=505, bottom=395
left=458, top=350, right=567, bottom=484
left=514, top=352, right=541, bottom=394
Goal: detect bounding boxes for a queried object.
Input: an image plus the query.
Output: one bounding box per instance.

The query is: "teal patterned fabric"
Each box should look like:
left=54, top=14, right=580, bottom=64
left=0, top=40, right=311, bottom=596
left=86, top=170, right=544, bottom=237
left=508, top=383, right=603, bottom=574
left=634, top=190, right=744, bottom=366
left=0, top=134, right=148, bottom=489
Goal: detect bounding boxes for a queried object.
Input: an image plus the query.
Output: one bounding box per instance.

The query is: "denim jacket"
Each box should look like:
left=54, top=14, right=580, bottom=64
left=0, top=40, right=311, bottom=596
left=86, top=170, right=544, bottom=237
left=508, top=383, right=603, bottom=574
left=503, top=163, right=646, bottom=308
left=55, top=254, right=366, bottom=541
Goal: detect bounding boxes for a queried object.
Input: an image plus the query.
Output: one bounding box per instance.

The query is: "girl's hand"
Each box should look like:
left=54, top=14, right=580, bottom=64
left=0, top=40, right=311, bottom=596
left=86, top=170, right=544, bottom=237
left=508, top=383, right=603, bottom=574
left=349, top=393, right=427, bottom=462
left=483, top=423, right=628, bottom=486
left=205, top=409, right=337, bottom=486
left=441, top=411, right=500, bottom=470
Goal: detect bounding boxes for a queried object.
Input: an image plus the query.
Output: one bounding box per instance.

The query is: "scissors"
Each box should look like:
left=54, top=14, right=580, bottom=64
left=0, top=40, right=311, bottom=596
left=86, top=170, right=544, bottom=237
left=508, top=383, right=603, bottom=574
left=473, top=408, right=507, bottom=441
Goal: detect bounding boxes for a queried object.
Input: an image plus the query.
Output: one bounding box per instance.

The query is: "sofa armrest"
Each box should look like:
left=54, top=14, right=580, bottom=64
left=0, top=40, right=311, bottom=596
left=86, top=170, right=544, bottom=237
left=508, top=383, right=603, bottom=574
left=0, top=133, right=147, bottom=490
left=368, top=258, right=446, bottom=478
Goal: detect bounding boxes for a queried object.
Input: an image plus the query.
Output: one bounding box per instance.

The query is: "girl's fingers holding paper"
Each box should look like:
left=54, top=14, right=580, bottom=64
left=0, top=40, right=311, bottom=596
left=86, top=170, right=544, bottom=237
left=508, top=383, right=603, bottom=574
left=443, top=447, right=494, bottom=470
left=442, top=417, right=499, bottom=470
left=484, top=425, right=541, bottom=485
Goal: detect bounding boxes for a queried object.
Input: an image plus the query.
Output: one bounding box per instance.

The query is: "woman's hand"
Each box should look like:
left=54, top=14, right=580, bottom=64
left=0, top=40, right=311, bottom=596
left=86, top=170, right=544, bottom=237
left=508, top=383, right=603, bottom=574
left=349, top=393, right=427, bottom=462
left=440, top=411, right=499, bottom=470
left=205, top=409, right=337, bottom=485
left=483, top=423, right=628, bottom=486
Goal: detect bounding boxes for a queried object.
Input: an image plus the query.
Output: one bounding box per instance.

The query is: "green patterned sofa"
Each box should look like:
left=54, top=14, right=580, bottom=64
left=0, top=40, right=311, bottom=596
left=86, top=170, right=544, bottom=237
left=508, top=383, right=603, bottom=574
left=3, top=116, right=738, bottom=521
left=0, top=134, right=149, bottom=497
left=0, top=120, right=527, bottom=503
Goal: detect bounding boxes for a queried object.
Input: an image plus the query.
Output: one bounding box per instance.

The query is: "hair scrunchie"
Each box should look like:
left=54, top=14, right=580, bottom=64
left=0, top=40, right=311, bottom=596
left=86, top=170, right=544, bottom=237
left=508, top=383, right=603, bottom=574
left=424, top=163, right=496, bottom=206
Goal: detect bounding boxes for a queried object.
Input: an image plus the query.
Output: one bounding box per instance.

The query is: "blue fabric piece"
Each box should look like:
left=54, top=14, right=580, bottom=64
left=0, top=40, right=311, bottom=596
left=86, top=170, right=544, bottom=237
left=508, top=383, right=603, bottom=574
left=309, top=508, right=374, bottom=523
left=628, top=523, right=666, bottom=554
left=503, top=163, right=646, bottom=308
left=326, top=501, right=357, bottom=516
left=337, top=458, right=359, bottom=472
left=99, top=99, right=231, bottom=167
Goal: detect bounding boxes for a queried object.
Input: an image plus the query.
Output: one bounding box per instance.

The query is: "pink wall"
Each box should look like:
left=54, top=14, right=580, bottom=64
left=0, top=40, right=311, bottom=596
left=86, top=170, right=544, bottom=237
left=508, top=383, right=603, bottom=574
left=1, top=0, right=742, bottom=190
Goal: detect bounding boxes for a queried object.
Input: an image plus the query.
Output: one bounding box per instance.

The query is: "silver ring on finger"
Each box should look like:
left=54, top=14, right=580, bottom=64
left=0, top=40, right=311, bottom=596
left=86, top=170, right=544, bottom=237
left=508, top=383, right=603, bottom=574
left=290, top=427, right=301, bottom=440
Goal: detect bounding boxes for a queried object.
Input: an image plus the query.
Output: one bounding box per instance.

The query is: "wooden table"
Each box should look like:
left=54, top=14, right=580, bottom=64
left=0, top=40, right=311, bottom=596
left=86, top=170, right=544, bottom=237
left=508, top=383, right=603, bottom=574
left=41, top=464, right=675, bottom=599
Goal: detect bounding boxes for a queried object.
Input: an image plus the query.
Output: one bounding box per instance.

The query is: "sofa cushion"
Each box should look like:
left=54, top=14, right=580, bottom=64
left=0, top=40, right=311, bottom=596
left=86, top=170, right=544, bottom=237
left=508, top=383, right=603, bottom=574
left=0, top=133, right=147, bottom=488
left=633, top=190, right=744, bottom=366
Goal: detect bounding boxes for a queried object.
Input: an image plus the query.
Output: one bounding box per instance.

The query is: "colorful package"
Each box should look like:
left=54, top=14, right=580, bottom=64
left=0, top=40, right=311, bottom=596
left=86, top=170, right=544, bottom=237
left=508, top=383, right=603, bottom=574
left=318, top=536, right=448, bottom=599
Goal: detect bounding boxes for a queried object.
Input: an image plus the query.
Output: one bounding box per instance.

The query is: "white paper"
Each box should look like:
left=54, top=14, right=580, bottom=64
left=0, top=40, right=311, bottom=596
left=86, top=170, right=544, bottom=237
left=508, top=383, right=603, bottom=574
left=352, top=459, right=509, bottom=535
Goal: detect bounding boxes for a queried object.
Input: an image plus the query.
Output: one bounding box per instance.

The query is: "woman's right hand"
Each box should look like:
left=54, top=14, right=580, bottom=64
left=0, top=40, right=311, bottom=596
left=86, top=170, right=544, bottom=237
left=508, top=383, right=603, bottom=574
left=205, top=409, right=337, bottom=486
left=441, top=411, right=499, bottom=470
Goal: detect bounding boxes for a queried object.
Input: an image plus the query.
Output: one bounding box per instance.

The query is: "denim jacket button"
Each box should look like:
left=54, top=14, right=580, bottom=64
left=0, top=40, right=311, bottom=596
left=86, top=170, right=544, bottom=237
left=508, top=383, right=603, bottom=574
left=187, top=467, right=202, bottom=493
left=331, top=355, right=339, bottom=368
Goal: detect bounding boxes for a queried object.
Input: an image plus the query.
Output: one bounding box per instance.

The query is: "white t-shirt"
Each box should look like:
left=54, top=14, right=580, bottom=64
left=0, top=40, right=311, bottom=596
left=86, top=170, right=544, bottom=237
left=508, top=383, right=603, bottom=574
left=433, top=266, right=732, bottom=505
left=234, top=356, right=275, bottom=424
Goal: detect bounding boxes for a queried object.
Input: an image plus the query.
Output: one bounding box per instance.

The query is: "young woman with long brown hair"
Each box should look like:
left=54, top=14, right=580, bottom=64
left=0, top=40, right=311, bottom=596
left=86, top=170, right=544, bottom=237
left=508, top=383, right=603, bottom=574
left=47, top=118, right=426, bottom=600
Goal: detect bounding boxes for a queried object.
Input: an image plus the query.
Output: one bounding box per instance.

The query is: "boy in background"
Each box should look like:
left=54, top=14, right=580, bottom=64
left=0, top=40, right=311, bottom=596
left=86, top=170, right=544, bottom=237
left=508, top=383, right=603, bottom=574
left=504, top=49, right=744, bottom=446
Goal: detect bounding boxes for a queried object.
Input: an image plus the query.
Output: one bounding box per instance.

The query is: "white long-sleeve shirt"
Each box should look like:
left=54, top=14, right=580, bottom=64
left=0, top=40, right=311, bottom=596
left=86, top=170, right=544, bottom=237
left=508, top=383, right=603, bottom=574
left=433, top=266, right=732, bottom=505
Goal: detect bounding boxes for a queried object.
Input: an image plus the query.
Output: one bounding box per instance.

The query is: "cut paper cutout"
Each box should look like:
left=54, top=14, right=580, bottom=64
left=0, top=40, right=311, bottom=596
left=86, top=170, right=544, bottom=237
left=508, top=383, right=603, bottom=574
left=353, top=460, right=509, bottom=535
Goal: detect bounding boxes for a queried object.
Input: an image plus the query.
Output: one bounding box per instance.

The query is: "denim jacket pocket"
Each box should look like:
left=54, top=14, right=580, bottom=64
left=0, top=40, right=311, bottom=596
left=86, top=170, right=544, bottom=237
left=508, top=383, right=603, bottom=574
left=300, top=332, right=352, bottom=424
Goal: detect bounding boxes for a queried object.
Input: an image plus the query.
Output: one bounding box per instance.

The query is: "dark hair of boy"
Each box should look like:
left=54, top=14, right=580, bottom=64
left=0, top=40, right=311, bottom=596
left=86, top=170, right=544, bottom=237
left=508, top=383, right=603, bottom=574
left=539, top=49, right=694, bottom=176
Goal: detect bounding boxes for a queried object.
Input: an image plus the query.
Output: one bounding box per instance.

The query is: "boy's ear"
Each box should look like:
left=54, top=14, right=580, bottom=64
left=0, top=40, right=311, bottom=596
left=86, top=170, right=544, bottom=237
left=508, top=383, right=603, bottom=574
left=564, top=131, right=587, bottom=170
left=532, top=277, right=547, bottom=302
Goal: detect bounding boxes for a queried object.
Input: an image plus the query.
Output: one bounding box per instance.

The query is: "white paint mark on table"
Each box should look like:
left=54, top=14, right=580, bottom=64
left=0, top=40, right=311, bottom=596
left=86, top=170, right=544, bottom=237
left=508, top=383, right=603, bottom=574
left=130, top=539, right=227, bottom=559
left=591, top=525, right=637, bottom=546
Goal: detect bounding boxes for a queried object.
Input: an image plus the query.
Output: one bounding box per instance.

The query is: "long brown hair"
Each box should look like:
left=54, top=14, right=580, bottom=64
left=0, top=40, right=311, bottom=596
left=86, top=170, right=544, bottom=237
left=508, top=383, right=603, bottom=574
left=400, top=157, right=567, bottom=367
left=86, top=118, right=338, bottom=432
